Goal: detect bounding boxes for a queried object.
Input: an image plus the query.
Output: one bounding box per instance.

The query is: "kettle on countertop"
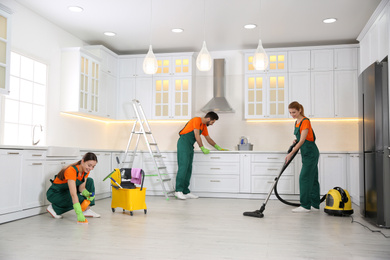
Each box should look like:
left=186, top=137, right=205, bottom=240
left=238, top=136, right=253, bottom=150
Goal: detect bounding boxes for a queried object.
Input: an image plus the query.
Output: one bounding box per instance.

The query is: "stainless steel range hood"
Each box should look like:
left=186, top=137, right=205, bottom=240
left=201, top=59, right=235, bottom=113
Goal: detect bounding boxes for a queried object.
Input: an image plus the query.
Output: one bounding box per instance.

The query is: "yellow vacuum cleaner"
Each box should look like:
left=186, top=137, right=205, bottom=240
left=324, top=187, right=353, bottom=216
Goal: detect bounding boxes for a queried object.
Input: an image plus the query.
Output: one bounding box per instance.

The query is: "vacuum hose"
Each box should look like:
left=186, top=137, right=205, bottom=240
left=274, top=143, right=326, bottom=207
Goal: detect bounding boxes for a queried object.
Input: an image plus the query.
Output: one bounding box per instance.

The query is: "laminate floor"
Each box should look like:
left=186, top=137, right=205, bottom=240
left=1, top=196, right=389, bottom=260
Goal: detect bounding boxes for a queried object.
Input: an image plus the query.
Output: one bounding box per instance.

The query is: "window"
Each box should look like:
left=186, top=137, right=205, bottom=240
left=1, top=52, right=47, bottom=145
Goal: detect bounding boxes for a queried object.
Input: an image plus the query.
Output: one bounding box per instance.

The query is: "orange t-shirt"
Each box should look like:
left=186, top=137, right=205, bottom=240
left=179, top=117, right=209, bottom=136
left=296, top=118, right=315, bottom=142
left=53, top=165, right=90, bottom=184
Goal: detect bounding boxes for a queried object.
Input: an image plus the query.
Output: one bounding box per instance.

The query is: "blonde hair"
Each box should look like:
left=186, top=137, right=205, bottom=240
left=288, top=101, right=305, bottom=117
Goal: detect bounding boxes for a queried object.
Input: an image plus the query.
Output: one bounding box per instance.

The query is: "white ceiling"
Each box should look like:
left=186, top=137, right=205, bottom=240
left=14, top=0, right=381, bottom=55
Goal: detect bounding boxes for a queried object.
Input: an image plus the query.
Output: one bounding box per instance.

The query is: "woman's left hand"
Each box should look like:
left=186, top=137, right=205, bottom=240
left=285, top=152, right=293, bottom=163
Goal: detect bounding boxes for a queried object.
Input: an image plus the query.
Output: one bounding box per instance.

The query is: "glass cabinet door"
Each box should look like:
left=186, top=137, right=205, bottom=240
left=156, top=57, right=170, bottom=75
left=79, top=56, right=89, bottom=111
left=245, top=74, right=267, bottom=118
left=267, top=74, right=287, bottom=117
left=173, top=77, right=190, bottom=118
left=0, top=10, right=11, bottom=95
left=154, top=78, right=170, bottom=118
left=90, top=61, right=99, bottom=113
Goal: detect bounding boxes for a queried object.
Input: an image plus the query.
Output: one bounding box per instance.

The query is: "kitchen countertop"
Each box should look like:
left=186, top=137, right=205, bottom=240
left=0, top=145, right=358, bottom=154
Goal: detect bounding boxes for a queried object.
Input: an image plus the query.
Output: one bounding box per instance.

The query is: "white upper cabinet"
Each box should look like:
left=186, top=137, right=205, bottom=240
left=245, top=52, right=287, bottom=74
left=311, top=71, right=334, bottom=118
left=119, top=56, right=150, bottom=78
left=334, top=70, right=358, bottom=117
left=61, top=48, right=101, bottom=116
left=288, top=50, right=311, bottom=72
left=288, top=72, right=312, bottom=116
left=155, top=55, right=193, bottom=76
left=0, top=8, right=11, bottom=95
left=334, top=48, right=358, bottom=70
left=311, top=49, right=334, bottom=71
left=84, top=45, right=118, bottom=76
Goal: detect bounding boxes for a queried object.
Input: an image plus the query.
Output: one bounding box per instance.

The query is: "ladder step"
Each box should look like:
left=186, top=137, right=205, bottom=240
left=153, top=155, right=162, bottom=158
left=157, top=166, right=167, bottom=170
left=162, top=178, right=171, bottom=182
left=133, top=131, right=152, bottom=134
left=167, top=191, right=175, bottom=195
left=149, top=143, right=157, bottom=146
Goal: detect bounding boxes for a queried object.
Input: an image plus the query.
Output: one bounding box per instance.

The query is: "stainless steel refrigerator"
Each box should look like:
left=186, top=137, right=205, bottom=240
left=358, top=57, right=390, bottom=228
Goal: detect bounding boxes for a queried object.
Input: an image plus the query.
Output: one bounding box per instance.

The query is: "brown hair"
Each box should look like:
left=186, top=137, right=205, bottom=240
left=288, top=101, right=305, bottom=117
left=56, top=152, right=98, bottom=180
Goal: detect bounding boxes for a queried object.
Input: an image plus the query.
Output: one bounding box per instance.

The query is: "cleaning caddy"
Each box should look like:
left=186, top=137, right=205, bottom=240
left=104, top=168, right=147, bottom=216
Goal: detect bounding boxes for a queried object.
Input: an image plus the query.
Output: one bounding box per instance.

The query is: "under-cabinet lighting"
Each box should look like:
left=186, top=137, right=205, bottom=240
left=68, top=6, right=84, bottom=12
left=323, top=18, right=337, bottom=24
left=247, top=118, right=358, bottom=123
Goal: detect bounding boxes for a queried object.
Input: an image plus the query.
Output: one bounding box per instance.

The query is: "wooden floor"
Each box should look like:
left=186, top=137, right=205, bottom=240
left=0, top=196, right=389, bottom=260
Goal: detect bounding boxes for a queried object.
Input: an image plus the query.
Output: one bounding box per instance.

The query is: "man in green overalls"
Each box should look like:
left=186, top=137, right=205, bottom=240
left=286, top=101, right=320, bottom=213
left=175, top=112, right=226, bottom=200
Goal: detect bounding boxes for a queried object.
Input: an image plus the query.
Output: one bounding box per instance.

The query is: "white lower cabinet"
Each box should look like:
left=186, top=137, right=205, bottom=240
left=319, top=153, right=347, bottom=195
left=89, top=152, right=112, bottom=195
left=347, top=153, right=360, bottom=205
left=251, top=153, right=295, bottom=194
left=0, top=150, right=23, bottom=214
left=143, top=152, right=177, bottom=192
left=21, top=150, right=46, bottom=209
left=191, top=153, right=240, bottom=193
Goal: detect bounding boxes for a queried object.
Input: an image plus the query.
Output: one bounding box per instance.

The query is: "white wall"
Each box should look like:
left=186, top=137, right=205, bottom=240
left=3, top=0, right=358, bottom=152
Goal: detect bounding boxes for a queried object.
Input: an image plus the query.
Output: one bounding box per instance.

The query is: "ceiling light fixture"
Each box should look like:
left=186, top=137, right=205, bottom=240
left=104, top=32, right=116, bottom=37
left=172, top=28, right=184, bottom=33
left=143, top=0, right=158, bottom=75
left=244, top=24, right=257, bottom=29
left=196, top=0, right=212, bottom=71
left=253, top=0, right=269, bottom=71
left=323, top=18, right=337, bottom=24
left=68, top=6, right=84, bottom=12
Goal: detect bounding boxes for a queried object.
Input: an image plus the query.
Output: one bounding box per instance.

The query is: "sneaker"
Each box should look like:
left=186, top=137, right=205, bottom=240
left=47, top=204, right=63, bottom=219
left=83, top=209, right=101, bottom=218
left=174, top=191, right=187, bottom=200
left=292, top=206, right=310, bottom=213
left=311, top=206, right=320, bottom=211
left=184, top=193, right=199, bottom=199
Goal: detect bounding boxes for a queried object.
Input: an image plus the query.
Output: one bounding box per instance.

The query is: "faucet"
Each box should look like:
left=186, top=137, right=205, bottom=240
left=32, top=124, right=43, bottom=145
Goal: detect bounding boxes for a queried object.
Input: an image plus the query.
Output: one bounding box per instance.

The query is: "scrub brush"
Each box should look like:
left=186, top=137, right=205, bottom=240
left=77, top=219, right=88, bottom=225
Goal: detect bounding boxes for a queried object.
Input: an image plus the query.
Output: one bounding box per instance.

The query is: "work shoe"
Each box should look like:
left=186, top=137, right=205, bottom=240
left=175, top=191, right=187, bottom=200
left=47, top=204, right=63, bottom=219
left=184, top=193, right=199, bottom=199
left=83, top=209, right=101, bottom=218
left=311, top=206, right=320, bottom=211
left=292, top=206, right=310, bottom=213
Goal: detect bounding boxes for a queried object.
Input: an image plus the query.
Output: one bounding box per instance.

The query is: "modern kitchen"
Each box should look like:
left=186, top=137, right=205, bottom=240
left=0, top=0, right=389, bottom=259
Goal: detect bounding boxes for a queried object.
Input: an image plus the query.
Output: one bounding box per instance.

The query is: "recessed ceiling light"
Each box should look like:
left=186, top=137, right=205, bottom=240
left=244, top=24, right=257, bottom=29
left=68, top=6, right=84, bottom=12
left=323, top=18, right=337, bottom=24
left=172, top=28, right=184, bottom=33
left=104, top=32, right=116, bottom=37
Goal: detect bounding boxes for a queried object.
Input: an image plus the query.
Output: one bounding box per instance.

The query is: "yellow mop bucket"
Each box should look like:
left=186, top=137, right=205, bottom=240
left=105, top=168, right=147, bottom=216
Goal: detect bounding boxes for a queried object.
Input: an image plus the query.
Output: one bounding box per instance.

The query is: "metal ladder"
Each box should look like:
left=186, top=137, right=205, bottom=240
left=118, top=99, right=174, bottom=200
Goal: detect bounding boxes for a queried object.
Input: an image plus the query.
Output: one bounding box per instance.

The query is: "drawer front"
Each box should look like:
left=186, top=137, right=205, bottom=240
left=251, top=162, right=293, bottom=176
left=193, top=162, right=239, bottom=175
left=252, top=154, right=286, bottom=163
left=191, top=175, right=239, bottom=193
left=143, top=161, right=177, bottom=174
left=251, top=175, right=295, bottom=194
left=24, top=151, right=47, bottom=160
left=143, top=174, right=176, bottom=191
left=194, top=153, right=239, bottom=163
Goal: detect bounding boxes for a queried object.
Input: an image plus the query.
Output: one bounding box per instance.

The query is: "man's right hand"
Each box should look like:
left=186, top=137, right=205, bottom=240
left=200, top=146, right=210, bottom=154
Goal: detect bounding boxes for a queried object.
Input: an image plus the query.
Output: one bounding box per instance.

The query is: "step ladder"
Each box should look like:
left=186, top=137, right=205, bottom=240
left=118, top=99, right=175, bottom=200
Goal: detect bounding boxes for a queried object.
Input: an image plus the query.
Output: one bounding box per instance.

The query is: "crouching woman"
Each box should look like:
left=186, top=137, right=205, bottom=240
left=46, top=152, right=100, bottom=223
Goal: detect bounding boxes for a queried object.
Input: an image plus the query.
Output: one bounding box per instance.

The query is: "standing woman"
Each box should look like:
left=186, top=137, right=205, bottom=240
left=285, top=101, right=320, bottom=213
left=46, top=152, right=100, bottom=223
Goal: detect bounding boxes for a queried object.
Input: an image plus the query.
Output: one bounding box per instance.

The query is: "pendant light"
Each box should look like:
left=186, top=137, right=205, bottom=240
left=196, top=0, right=212, bottom=71
left=253, top=0, right=269, bottom=71
left=143, top=0, right=158, bottom=74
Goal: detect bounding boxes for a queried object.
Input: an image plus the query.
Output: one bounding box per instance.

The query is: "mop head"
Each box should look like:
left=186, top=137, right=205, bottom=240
left=243, top=210, right=264, bottom=218
left=77, top=219, right=89, bottom=225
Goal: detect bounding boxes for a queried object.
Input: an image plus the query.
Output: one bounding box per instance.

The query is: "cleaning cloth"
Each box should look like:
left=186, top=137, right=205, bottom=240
left=131, top=168, right=142, bottom=185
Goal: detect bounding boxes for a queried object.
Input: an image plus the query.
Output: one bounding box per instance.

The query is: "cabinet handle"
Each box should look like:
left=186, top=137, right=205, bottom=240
left=104, top=153, right=111, bottom=156
left=32, top=154, right=43, bottom=157
left=267, top=157, right=279, bottom=159
left=210, top=180, right=221, bottom=182
left=327, top=155, right=340, bottom=158
left=210, top=157, right=221, bottom=159
left=31, top=163, right=43, bottom=166
left=267, top=168, right=278, bottom=171
left=7, top=152, right=20, bottom=155
left=210, top=168, right=221, bottom=170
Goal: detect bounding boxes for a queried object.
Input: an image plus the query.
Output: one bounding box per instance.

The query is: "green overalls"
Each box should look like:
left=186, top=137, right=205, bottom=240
left=295, top=118, right=320, bottom=210
left=175, top=128, right=202, bottom=194
left=46, top=166, right=95, bottom=215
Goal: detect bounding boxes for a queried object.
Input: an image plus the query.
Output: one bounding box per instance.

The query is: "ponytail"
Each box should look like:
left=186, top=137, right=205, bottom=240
left=288, top=101, right=305, bottom=117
